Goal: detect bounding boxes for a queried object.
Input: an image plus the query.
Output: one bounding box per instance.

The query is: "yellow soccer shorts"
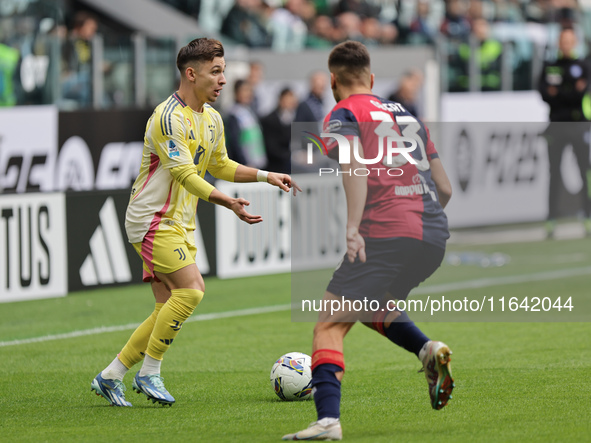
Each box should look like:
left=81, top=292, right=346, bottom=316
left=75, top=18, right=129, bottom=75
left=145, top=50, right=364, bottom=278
left=133, top=224, right=197, bottom=282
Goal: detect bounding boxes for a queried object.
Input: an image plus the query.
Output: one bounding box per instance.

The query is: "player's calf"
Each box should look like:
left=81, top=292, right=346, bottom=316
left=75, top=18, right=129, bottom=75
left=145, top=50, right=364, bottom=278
left=145, top=288, right=203, bottom=359
left=370, top=308, right=430, bottom=356
left=131, top=288, right=203, bottom=406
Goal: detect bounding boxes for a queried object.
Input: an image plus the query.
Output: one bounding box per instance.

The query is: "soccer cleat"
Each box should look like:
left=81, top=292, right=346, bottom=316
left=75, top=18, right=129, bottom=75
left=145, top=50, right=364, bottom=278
left=282, top=420, right=342, bottom=441
left=132, top=372, right=175, bottom=406
left=91, top=372, right=132, bottom=407
left=420, top=341, right=454, bottom=410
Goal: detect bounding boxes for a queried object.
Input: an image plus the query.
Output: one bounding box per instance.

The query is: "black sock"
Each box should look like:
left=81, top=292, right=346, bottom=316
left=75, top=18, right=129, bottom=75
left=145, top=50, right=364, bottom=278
left=312, top=363, right=343, bottom=420
left=383, top=310, right=429, bottom=356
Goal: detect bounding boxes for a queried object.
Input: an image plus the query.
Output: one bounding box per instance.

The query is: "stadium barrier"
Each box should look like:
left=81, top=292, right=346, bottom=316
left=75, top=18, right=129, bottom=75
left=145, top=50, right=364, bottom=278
left=0, top=188, right=216, bottom=302
left=0, top=106, right=153, bottom=194
left=214, top=175, right=347, bottom=279
left=434, top=121, right=549, bottom=227
left=0, top=192, right=67, bottom=303
left=439, top=91, right=588, bottom=226
left=1, top=100, right=588, bottom=301
left=66, top=190, right=216, bottom=292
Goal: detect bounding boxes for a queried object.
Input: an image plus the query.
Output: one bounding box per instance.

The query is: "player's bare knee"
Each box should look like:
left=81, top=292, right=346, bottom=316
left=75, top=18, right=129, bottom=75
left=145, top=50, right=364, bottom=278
left=313, top=321, right=337, bottom=339
left=194, top=272, right=205, bottom=292
left=313, top=321, right=350, bottom=339
left=313, top=322, right=329, bottom=337
left=182, top=271, right=205, bottom=292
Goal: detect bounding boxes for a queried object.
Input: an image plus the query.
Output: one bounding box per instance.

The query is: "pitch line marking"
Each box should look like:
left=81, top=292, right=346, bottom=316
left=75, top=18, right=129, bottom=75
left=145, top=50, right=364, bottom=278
left=0, top=304, right=291, bottom=348
left=1, top=266, right=590, bottom=348
left=412, top=266, right=591, bottom=295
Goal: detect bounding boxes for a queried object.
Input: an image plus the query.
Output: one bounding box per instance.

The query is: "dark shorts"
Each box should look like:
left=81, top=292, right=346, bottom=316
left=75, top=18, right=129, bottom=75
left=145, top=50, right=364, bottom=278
left=326, top=237, right=445, bottom=302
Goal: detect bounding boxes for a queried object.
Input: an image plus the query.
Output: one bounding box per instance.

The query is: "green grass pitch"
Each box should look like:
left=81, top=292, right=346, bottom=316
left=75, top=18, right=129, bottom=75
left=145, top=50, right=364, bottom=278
left=0, top=236, right=590, bottom=442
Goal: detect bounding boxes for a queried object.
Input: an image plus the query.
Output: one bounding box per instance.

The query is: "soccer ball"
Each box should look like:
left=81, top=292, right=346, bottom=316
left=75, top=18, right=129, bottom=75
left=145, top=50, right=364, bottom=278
left=270, top=352, right=313, bottom=401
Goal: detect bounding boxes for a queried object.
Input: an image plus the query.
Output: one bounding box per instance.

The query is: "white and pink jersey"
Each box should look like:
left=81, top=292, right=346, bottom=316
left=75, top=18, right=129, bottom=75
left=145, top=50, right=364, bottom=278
left=126, top=93, right=237, bottom=243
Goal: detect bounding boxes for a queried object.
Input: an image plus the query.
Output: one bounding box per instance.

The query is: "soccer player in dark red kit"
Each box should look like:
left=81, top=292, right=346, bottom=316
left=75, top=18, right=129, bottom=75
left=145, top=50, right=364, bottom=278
left=283, top=41, right=454, bottom=440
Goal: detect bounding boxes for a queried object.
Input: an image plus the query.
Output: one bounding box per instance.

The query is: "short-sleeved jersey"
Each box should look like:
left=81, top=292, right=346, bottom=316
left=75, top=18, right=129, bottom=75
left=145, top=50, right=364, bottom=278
left=126, top=92, right=237, bottom=243
left=323, top=93, right=448, bottom=248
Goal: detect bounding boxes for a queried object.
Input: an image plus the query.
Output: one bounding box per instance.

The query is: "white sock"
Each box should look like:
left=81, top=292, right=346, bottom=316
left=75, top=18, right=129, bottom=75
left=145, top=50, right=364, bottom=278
left=418, top=341, right=431, bottom=363
left=101, top=356, right=129, bottom=381
left=317, top=418, right=339, bottom=427
left=139, top=354, right=162, bottom=376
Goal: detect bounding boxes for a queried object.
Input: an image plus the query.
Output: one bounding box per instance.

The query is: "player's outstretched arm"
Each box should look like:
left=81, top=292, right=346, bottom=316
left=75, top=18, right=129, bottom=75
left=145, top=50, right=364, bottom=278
left=209, top=189, right=263, bottom=225
left=170, top=164, right=262, bottom=224
left=233, top=164, right=302, bottom=195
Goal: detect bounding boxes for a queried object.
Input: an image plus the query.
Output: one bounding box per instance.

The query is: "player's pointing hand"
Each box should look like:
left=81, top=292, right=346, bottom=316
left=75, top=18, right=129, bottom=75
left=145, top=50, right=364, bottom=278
left=267, top=172, right=303, bottom=196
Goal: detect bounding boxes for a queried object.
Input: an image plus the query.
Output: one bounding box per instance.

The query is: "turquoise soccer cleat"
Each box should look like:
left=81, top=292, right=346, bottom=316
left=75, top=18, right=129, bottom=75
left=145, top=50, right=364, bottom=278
left=132, top=372, right=175, bottom=406
left=91, top=372, right=132, bottom=407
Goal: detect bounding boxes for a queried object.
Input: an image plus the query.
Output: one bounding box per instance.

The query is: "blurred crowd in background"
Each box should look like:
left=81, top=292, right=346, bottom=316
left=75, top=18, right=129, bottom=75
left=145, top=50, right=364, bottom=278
left=167, top=0, right=587, bottom=49
left=1, top=0, right=590, bottom=109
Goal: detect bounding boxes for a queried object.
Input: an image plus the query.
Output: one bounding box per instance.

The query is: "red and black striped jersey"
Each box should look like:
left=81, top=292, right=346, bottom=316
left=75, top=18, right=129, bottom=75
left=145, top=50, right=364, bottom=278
left=323, top=93, right=449, bottom=248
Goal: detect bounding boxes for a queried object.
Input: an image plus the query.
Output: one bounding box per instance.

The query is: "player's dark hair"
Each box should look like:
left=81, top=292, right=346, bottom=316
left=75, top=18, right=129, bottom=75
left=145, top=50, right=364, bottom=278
left=328, top=40, right=371, bottom=86
left=176, top=38, right=224, bottom=73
